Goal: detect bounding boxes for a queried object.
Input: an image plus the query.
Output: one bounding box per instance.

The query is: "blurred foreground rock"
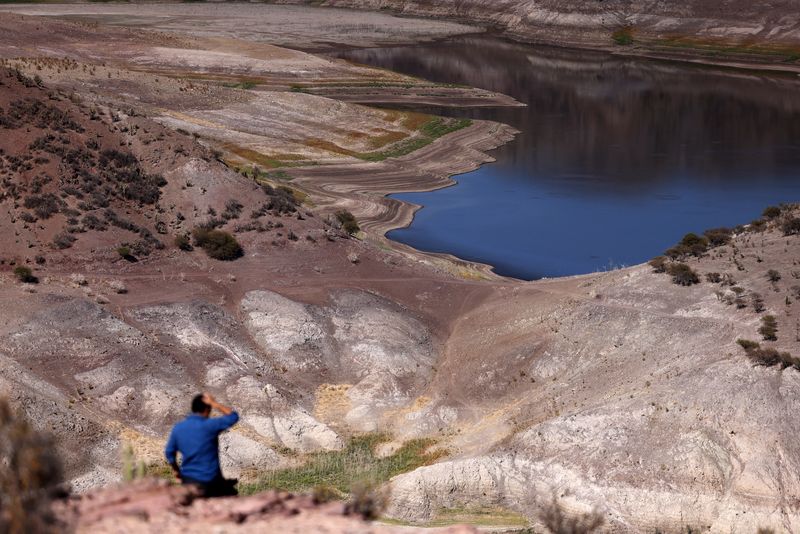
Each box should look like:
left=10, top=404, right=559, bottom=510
left=53, top=478, right=478, bottom=533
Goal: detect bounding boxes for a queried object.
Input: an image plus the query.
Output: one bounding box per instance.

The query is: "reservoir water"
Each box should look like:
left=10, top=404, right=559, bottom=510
left=334, top=37, right=800, bottom=280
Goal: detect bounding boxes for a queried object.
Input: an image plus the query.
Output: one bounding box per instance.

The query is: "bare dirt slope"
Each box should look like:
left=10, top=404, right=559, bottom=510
left=0, top=56, right=509, bottom=497
left=4, top=73, right=799, bottom=527
left=387, top=215, right=800, bottom=532
left=0, top=11, right=518, bottom=276
left=0, top=3, right=480, bottom=51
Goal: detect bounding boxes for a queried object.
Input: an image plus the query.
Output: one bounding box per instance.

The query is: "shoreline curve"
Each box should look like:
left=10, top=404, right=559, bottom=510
left=287, top=119, right=520, bottom=280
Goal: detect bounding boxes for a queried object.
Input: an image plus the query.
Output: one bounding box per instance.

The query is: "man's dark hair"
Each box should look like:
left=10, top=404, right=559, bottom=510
left=191, top=394, right=210, bottom=414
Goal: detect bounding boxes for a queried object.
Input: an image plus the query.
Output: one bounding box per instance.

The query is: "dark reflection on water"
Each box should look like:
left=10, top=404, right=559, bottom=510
left=333, top=37, right=800, bottom=279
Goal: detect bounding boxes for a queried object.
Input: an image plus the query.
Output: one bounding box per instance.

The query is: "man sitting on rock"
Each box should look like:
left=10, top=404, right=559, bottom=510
left=165, top=393, right=240, bottom=497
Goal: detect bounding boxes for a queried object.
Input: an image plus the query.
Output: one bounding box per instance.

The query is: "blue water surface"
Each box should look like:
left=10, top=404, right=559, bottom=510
left=335, top=38, right=800, bottom=279
left=389, top=167, right=800, bottom=279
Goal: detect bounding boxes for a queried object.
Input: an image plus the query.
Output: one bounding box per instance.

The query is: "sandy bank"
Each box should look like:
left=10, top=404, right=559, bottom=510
left=285, top=120, right=519, bottom=278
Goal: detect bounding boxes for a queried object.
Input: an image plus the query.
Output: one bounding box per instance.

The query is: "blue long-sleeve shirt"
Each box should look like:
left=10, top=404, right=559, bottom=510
left=165, top=411, right=239, bottom=483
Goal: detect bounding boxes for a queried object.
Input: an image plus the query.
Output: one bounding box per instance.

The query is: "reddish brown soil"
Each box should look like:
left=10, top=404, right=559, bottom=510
left=54, top=478, right=478, bottom=533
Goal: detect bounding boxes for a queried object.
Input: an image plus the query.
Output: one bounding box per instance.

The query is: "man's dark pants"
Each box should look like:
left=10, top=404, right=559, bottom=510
left=182, top=474, right=238, bottom=497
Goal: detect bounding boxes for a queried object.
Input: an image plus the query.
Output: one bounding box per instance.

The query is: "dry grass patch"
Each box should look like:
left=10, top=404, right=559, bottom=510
left=222, top=143, right=308, bottom=168
left=367, top=129, right=408, bottom=150
left=401, top=111, right=432, bottom=130
left=314, top=384, right=353, bottom=424
left=305, top=138, right=359, bottom=158
left=655, top=36, right=800, bottom=62
left=382, top=506, right=529, bottom=529
left=380, top=109, right=404, bottom=123
left=431, top=507, right=529, bottom=528
left=305, top=114, right=471, bottom=161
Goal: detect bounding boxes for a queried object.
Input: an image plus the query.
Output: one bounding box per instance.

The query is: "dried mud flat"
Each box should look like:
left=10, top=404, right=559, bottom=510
left=0, top=4, right=800, bottom=533
left=0, top=2, right=480, bottom=51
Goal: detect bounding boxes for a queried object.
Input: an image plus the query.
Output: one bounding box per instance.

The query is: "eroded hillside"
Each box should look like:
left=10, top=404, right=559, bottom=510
left=4, top=72, right=800, bottom=526
left=385, top=210, right=800, bottom=531
left=1, top=5, right=800, bottom=533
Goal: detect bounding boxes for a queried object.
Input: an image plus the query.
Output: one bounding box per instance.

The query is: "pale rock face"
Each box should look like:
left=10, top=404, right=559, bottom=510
left=241, top=289, right=436, bottom=428
left=388, top=448, right=800, bottom=532
left=205, top=361, right=241, bottom=387
left=241, top=290, right=325, bottom=355
left=75, top=359, right=125, bottom=390
left=329, top=292, right=435, bottom=424
left=226, top=376, right=276, bottom=410
left=219, top=432, right=281, bottom=476
left=98, top=385, right=136, bottom=413
left=131, top=301, right=259, bottom=370
left=245, top=410, right=343, bottom=453
left=386, top=457, right=513, bottom=522
left=226, top=376, right=343, bottom=453
left=141, top=380, right=184, bottom=423
left=343, top=404, right=377, bottom=431
left=246, top=415, right=282, bottom=444
left=272, top=410, right=344, bottom=452
left=380, top=257, right=800, bottom=531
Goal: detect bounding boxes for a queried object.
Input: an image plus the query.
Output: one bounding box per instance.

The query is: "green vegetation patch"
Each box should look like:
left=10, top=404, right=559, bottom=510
left=192, top=227, right=243, bottom=261
left=419, top=117, right=469, bottom=138
left=359, top=117, right=473, bottom=162
left=232, top=165, right=295, bottom=184
left=263, top=170, right=291, bottom=181
left=305, top=110, right=472, bottom=161
left=655, top=36, right=800, bottom=62
left=612, top=27, right=634, bottom=46
left=305, top=116, right=472, bottom=162
left=336, top=210, right=360, bottom=235
left=240, top=433, right=444, bottom=496
left=359, top=136, right=432, bottom=162
left=223, top=80, right=257, bottom=90
left=737, top=338, right=799, bottom=370
left=13, top=266, right=38, bottom=284
left=301, top=81, right=415, bottom=89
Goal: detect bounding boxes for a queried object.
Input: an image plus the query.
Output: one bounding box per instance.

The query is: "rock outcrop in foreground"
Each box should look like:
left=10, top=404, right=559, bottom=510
left=54, top=479, right=476, bottom=533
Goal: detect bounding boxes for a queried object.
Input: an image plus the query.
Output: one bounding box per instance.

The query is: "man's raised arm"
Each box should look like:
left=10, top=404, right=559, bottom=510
left=202, top=393, right=239, bottom=431
left=202, top=393, right=234, bottom=415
